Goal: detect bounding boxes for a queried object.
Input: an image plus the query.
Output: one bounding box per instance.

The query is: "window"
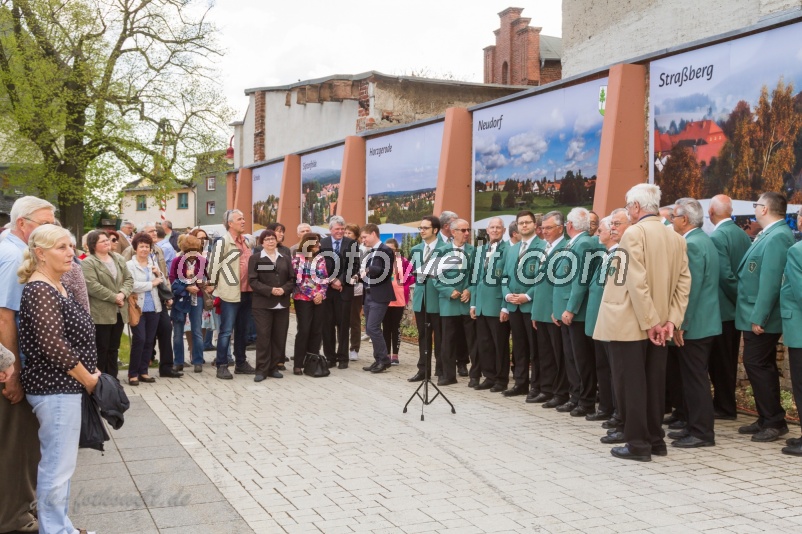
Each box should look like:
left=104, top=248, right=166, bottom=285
left=501, top=61, right=508, bottom=84
left=177, top=192, right=189, bottom=210
left=136, top=195, right=146, bottom=211
left=206, top=201, right=215, bottom=215
left=206, top=176, right=216, bottom=191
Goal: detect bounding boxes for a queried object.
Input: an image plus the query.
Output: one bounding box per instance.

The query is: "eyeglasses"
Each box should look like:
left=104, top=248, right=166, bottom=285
left=418, top=226, right=432, bottom=231
left=669, top=214, right=685, bottom=221
left=456, top=228, right=471, bottom=233
left=23, top=217, right=54, bottom=227
left=753, top=203, right=765, bottom=208
left=541, top=225, right=563, bottom=231
left=610, top=221, right=626, bottom=228
left=518, top=220, right=534, bottom=225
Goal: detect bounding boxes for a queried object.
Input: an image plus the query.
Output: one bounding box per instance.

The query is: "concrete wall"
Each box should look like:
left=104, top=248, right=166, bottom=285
left=562, top=0, right=801, bottom=76
left=237, top=100, right=256, bottom=168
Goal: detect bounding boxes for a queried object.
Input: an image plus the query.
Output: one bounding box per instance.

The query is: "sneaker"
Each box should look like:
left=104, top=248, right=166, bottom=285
left=234, top=362, right=256, bottom=375
left=391, top=356, right=399, bottom=366
left=216, top=366, right=233, bottom=380
left=194, top=365, right=203, bottom=373
left=349, top=350, right=359, bottom=361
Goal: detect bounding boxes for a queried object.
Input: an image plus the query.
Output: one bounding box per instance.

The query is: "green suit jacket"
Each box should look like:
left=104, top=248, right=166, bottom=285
left=501, top=237, right=545, bottom=313
left=410, top=239, right=448, bottom=314
left=780, top=241, right=802, bottom=348
left=471, top=240, right=507, bottom=317
left=529, top=236, right=569, bottom=323
left=552, top=232, right=601, bottom=322
left=735, top=220, right=794, bottom=333
left=710, top=220, right=751, bottom=322
left=433, top=243, right=475, bottom=317
left=682, top=228, right=722, bottom=339
left=585, top=247, right=615, bottom=338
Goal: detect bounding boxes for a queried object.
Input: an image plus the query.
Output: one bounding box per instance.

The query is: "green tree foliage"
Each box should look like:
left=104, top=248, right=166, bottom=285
left=0, top=0, right=232, bottom=236
left=490, top=192, right=502, bottom=211
left=503, top=190, right=516, bottom=208
left=657, top=144, right=702, bottom=204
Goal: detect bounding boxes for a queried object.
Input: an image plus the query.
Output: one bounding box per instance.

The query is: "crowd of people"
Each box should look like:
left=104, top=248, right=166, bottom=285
left=2, top=182, right=802, bottom=532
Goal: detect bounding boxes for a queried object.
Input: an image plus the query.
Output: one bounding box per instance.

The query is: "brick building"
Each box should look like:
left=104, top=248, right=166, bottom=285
left=483, top=7, right=562, bottom=86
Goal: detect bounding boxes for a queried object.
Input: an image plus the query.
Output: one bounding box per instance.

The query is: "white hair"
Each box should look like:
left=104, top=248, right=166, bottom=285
left=625, top=184, right=661, bottom=214
left=674, top=198, right=704, bottom=228
left=610, top=207, right=630, bottom=222
left=297, top=222, right=311, bottom=233
left=450, top=218, right=469, bottom=231
left=10, top=196, right=55, bottom=227
left=599, top=216, right=612, bottom=231
left=226, top=209, right=243, bottom=223
left=566, top=207, right=590, bottom=232
left=543, top=210, right=564, bottom=226
left=328, top=215, right=345, bottom=227
left=439, top=211, right=458, bottom=226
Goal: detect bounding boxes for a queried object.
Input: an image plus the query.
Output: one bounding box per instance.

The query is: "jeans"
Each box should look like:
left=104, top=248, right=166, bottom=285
left=27, top=393, right=81, bottom=534
left=172, top=297, right=204, bottom=366
left=216, top=292, right=252, bottom=367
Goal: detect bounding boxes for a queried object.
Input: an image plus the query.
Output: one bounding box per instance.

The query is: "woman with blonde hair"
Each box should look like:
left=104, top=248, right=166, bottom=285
left=17, top=224, right=99, bottom=534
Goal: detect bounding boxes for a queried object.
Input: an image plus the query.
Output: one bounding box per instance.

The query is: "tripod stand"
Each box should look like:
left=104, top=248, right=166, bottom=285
left=403, top=272, right=455, bottom=420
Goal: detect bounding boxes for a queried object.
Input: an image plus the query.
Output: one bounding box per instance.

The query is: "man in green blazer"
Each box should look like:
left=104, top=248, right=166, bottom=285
left=735, top=192, right=793, bottom=442
left=470, top=217, right=509, bottom=390
left=408, top=216, right=449, bottom=382
left=670, top=198, right=721, bottom=448
left=529, top=211, right=570, bottom=408
left=501, top=211, right=545, bottom=397
left=778, top=228, right=802, bottom=457
left=553, top=208, right=604, bottom=417
left=708, top=195, right=752, bottom=420
left=433, top=219, right=475, bottom=386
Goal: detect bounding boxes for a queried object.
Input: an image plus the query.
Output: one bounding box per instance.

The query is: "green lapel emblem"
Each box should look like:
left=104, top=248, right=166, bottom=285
left=528, top=263, right=536, bottom=275
left=748, top=261, right=757, bottom=273
left=608, top=265, right=617, bottom=276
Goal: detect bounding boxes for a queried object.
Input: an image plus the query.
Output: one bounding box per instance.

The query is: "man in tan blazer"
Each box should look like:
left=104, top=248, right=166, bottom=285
left=594, top=184, right=691, bottom=462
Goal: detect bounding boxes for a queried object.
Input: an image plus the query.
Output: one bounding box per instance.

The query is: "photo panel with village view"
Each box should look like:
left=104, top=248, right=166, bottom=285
left=366, top=121, right=445, bottom=257
left=472, top=77, right=608, bottom=241
left=301, top=144, right=344, bottom=230
left=252, top=160, right=284, bottom=232
left=650, top=21, right=802, bottom=233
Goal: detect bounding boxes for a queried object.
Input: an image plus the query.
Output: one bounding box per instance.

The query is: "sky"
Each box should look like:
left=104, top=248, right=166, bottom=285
left=473, top=78, right=607, bottom=183
left=204, top=0, right=563, bottom=118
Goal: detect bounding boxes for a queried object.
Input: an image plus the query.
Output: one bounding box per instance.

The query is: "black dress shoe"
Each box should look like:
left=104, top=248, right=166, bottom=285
left=600, top=432, right=626, bottom=444
left=457, top=363, right=469, bottom=377
left=363, top=363, right=378, bottom=372
left=556, top=401, right=578, bottom=413
left=667, top=429, right=689, bottom=440
left=467, top=378, right=479, bottom=388
left=338, top=361, right=349, bottom=370
left=503, top=384, right=528, bottom=397
left=611, top=446, right=651, bottom=462
left=328, top=359, right=337, bottom=369
left=781, top=443, right=802, bottom=456
left=652, top=445, right=668, bottom=457
left=173, top=364, right=184, bottom=372
left=662, top=413, right=680, bottom=425
left=570, top=406, right=591, bottom=418
left=139, top=375, right=156, bottom=383
left=407, top=371, right=426, bottom=382
left=437, top=377, right=458, bottom=386
left=752, top=427, right=788, bottom=442
left=527, top=392, right=551, bottom=404
left=738, top=421, right=763, bottom=434
left=234, top=362, right=256, bottom=375
left=672, top=436, right=715, bottom=448
left=602, top=418, right=622, bottom=429
left=668, top=420, right=687, bottom=430
left=371, top=363, right=391, bottom=373
left=585, top=411, right=612, bottom=422
left=490, top=384, right=508, bottom=393
left=254, top=374, right=265, bottom=383
left=159, top=369, right=183, bottom=378
left=714, top=410, right=737, bottom=420
left=786, top=436, right=802, bottom=447
left=542, top=397, right=566, bottom=409
left=475, top=380, right=495, bottom=390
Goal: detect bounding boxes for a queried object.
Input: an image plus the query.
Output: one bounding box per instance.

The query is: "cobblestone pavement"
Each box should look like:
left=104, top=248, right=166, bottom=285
left=72, top=322, right=802, bottom=533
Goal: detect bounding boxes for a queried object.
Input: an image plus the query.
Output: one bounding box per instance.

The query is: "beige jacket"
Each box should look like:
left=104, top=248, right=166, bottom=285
left=593, top=216, right=691, bottom=342
left=209, top=231, right=243, bottom=303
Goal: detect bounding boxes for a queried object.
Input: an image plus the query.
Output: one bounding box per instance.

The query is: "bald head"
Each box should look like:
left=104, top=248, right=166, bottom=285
left=709, top=194, right=733, bottom=224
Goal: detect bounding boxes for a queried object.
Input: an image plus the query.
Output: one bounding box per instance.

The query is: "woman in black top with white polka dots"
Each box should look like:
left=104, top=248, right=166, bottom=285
left=17, top=224, right=100, bottom=534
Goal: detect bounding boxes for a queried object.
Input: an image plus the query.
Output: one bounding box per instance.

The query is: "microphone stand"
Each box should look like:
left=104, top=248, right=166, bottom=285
left=403, top=269, right=456, bottom=420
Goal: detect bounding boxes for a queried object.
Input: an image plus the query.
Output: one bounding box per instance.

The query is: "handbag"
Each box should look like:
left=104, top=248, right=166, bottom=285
left=202, top=290, right=214, bottom=311
left=127, top=293, right=142, bottom=327
left=302, top=352, right=331, bottom=378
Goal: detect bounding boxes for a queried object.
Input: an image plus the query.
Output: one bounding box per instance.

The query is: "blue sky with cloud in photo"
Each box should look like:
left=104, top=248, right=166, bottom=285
left=301, top=145, right=344, bottom=184
left=252, top=161, right=284, bottom=202
left=366, top=121, right=445, bottom=195
left=473, top=78, right=608, bottom=183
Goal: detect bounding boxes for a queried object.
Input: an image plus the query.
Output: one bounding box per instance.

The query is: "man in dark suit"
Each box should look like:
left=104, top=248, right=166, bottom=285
left=708, top=195, right=751, bottom=420
left=670, top=198, right=721, bottom=448
left=359, top=224, right=395, bottom=373
left=595, top=184, right=691, bottom=462
left=470, top=217, right=509, bottom=390
left=320, top=215, right=359, bottom=369
left=736, top=192, right=794, bottom=442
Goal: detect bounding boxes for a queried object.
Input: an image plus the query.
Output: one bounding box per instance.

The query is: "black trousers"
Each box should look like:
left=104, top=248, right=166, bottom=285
left=509, top=310, right=534, bottom=388
left=415, top=311, right=442, bottom=377
left=455, top=316, right=478, bottom=378
left=95, top=313, right=124, bottom=379
left=741, top=331, right=786, bottom=428
left=294, top=300, right=325, bottom=367
left=382, top=306, right=404, bottom=355
left=441, top=316, right=468, bottom=382
left=788, top=348, right=802, bottom=434
left=253, top=307, right=290, bottom=376
left=568, top=322, right=597, bottom=408
left=561, top=324, right=581, bottom=404
left=678, top=336, right=716, bottom=442
left=609, top=340, right=667, bottom=456
left=322, top=290, right=352, bottom=363
left=476, top=314, right=510, bottom=385
left=666, top=345, right=686, bottom=420
left=537, top=321, right=567, bottom=400
left=709, top=320, right=741, bottom=418
left=594, top=340, right=615, bottom=415
left=156, top=305, right=175, bottom=372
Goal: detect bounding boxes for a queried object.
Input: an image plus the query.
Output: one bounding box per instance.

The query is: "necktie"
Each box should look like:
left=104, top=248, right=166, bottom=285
left=423, top=244, right=433, bottom=264
left=334, top=240, right=340, bottom=254
left=518, top=240, right=528, bottom=259
left=484, top=243, right=494, bottom=269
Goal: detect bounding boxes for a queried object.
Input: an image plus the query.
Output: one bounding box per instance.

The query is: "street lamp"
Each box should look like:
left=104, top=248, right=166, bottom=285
left=225, top=135, right=235, bottom=165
